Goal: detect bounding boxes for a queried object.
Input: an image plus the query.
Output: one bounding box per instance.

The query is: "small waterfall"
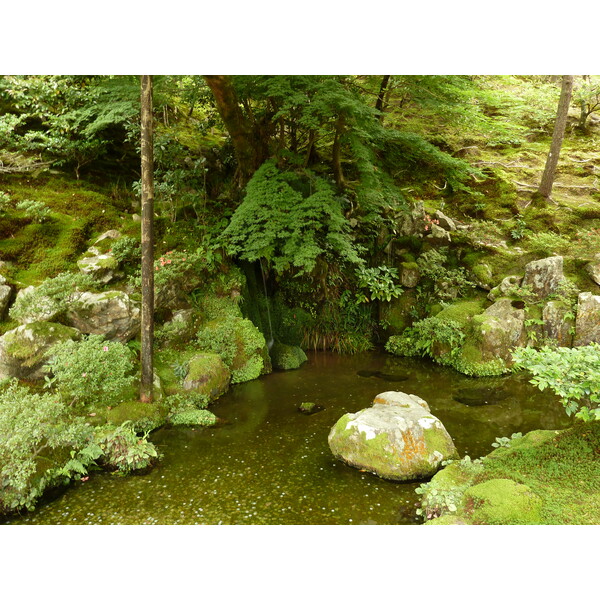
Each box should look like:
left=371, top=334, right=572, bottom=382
left=259, top=259, right=274, bottom=350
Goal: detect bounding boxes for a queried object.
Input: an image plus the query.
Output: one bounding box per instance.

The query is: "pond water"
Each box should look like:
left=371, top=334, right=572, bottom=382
left=4, top=351, right=570, bottom=525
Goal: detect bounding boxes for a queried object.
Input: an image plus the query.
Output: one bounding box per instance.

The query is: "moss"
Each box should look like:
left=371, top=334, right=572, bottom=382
left=422, top=423, right=459, bottom=461
left=169, top=409, right=217, bottom=427
left=270, top=342, right=307, bottom=370
left=184, top=353, right=230, bottom=399
left=435, top=298, right=488, bottom=328
left=3, top=322, right=79, bottom=365
left=464, top=478, right=543, bottom=524
left=105, top=400, right=168, bottom=433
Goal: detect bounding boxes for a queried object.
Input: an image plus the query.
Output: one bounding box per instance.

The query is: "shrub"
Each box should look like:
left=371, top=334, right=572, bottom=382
left=109, top=235, right=141, bottom=267
left=512, top=344, right=600, bottom=422
left=0, top=379, right=96, bottom=513
left=355, top=265, right=403, bottom=302
left=94, top=423, right=159, bottom=474
left=9, top=271, right=96, bottom=323
left=0, top=191, right=12, bottom=214
left=220, top=160, right=363, bottom=276
left=385, top=316, right=465, bottom=359
left=44, top=334, right=136, bottom=407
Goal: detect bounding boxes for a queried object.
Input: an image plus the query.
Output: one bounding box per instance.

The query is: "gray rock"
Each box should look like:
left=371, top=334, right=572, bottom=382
left=77, top=248, right=119, bottom=284
left=0, top=284, right=12, bottom=319
left=434, top=210, right=457, bottom=231
left=399, top=262, right=420, bottom=288
left=397, top=201, right=426, bottom=237
left=94, top=229, right=122, bottom=244
left=521, top=256, right=565, bottom=301
left=328, top=391, right=458, bottom=481
left=66, top=290, right=141, bottom=342
left=585, top=254, right=600, bottom=286
left=12, top=286, right=62, bottom=324
left=475, top=298, right=526, bottom=363
left=430, top=223, right=451, bottom=243
left=574, top=292, right=600, bottom=346
left=488, top=275, right=523, bottom=302
left=0, top=322, right=80, bottom=380
left=543, top=301, right=574, bottom=347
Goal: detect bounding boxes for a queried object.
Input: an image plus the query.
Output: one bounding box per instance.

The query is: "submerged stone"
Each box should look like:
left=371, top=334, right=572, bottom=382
left=298, top=402, right=323, bottom=415
left=327, top=391, right=458, bottom=482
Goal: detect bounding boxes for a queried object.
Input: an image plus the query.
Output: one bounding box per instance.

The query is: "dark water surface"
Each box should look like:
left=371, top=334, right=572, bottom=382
left=5, top=351, right=569, bottom=525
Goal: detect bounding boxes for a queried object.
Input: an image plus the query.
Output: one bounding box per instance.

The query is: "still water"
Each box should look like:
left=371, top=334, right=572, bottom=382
left=4, top=351, right=569, bottom=525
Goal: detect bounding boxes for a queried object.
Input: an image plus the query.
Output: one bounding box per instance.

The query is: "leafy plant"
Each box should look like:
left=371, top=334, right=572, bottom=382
left=491, top=432, right=523, bottom=448
left=0, top=379, right=95, bottom=513
left=109, top=235, right=141, bottom=268
left=386, top=316, right=465, bottom=359
left=94, top=423, right=159, bottom=475
left=416, top=248, right=475, bottom=303
left=355, top=265, right=403, bottom=302
left=220, top=160, right=363, bottom=276
left=44, top=334, right=136, bottom=407
left=512, top=344, right=600, bottom=421
left=171, top=360, right=189, bottom=382
left=9, top=272, right=97, bottom=324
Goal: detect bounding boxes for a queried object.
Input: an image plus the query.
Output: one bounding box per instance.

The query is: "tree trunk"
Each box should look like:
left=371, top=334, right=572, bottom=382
left=537, top=75, right=574, bottom=199
left=140, top=75, right=155, bottom=403
left=203, top=75, right=264, bottom=187
left=375, top=75, right=391, bottom=122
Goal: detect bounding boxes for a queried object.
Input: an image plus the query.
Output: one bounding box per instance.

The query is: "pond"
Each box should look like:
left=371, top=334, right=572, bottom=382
left=3, top=351, right=570, bottom=525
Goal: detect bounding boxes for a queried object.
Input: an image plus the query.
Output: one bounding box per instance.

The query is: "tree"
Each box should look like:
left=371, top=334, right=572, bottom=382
left=537, top=75, right=574, bottom=200
left=140, top=75, right=155, bottom=403
left=574, top=75, right=600, bottom=132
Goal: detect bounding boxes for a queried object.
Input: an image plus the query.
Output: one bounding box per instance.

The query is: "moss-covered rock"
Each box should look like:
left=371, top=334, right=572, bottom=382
left=105, top=400, right=168, bottom=433
left=183, top=353, right=231, bottom=399
left=0, top=321, right=80, bottom=380
left=65, top=290, right=141, bottom=342
left=464, top=478, right=543, bottom=524
left=328, top=391, right=458, bottom=481
left=196, top=315, right=271, bottom=384
left=270, top=341, right=307, bottom=370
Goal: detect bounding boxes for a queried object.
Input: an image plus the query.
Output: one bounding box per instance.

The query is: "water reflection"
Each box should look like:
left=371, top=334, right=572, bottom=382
left=4, top=351, right=570, bottom=525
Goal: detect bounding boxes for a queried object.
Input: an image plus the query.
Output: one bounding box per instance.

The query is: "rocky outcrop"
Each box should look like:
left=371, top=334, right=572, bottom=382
left=65, top=290, right=141, bottom=342
left=11, top=285, right=62, bottom=324
left=0, top=322, right=80, bottom=380
left=399, top=262, right=420, bottom=288
left=574, top=292, right=600, bottom=346
left=183, top=353, right=231, bottom=399
left=328, top=391, right=458, bottom=481
left=521, top=256, right=565, bottom=301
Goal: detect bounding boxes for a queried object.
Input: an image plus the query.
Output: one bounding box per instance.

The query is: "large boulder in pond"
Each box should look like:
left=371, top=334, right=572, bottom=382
left=0, top=322, right=80, bottom=380
left=65, top=290, right=141, bottom=342
left=270, top=341, right=307, bottom=370
left=183, top=353, right=231, bottom=399
left=328, top=391, right=458, bottom=481
left=574, top=292, right=600, bottom=346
